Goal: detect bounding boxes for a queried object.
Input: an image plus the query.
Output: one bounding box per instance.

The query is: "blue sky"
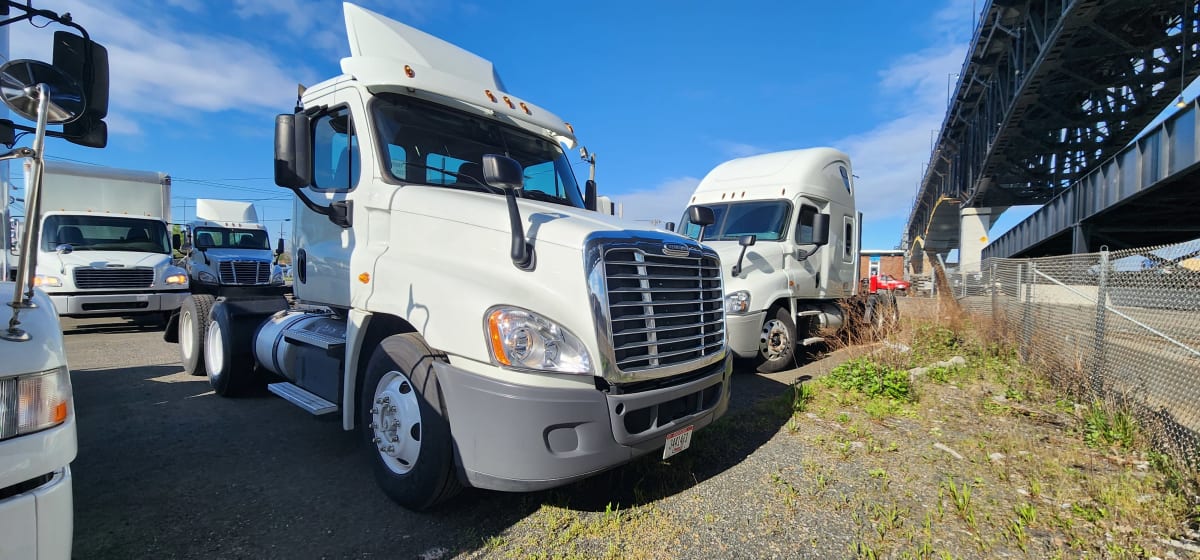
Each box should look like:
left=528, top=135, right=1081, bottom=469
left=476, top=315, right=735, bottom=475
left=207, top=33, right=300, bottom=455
left=3, top=0, right=1059, bottom=249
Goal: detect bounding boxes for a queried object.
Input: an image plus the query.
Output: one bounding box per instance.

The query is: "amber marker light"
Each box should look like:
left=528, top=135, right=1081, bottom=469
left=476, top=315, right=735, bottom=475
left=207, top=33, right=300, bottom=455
left=487, top=309, right=511, bottom=366
left=519, top=102, right=531, bottom=114
left=358, top=272, right=370, bottom=284
left=565, top=122, right=575, bottom=134
left=502, top=96, right=515, bottom=108
left=404, top=65, right=415, bottom=78
left=485, top=89, right=497, bottom=102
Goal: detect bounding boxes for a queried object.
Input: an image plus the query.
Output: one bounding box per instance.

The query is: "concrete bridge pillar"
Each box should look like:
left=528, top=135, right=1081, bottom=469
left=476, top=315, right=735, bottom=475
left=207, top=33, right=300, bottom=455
left=959, top=207, right=997, bottom=272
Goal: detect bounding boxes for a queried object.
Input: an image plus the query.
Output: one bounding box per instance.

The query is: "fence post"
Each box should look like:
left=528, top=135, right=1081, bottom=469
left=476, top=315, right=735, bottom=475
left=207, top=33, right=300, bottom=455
left=1021, top=262, right=1033, bottom=359
left=1092, top=248, right=1109, bottom=398
left=990, top=260, right=998, bottom=324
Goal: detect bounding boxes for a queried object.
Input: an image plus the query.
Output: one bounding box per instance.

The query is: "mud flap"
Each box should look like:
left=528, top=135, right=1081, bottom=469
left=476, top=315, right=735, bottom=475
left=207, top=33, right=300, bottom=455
left=162, top=310, right=179, bottom=343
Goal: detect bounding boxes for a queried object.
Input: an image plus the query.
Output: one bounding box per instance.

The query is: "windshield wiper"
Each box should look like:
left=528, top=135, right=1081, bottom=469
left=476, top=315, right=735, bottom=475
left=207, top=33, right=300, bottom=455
left=517, top=189, right=570, bottom=206
left=400, top=162, right=502, bottom=195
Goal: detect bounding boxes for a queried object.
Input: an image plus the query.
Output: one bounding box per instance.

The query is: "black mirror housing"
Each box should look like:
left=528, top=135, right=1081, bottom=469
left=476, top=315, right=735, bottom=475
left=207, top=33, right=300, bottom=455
left=194, top=236, right=213, bottom=249
left=689, top=206, right=715, bottom=227
left=665, top=222, right=675, bottom=232
left=812, top=214, right=831, bottom=246
left=584, top=179, right=597, bottom=211
left=171, top=233, right=181, bottom=250
left=482, top=154, right=523, bottom=190
left=276, top=238, right=285, bottom=256
left=739, top=234, right=757, bottom=247
left=274, top=113, right=311, bottom=188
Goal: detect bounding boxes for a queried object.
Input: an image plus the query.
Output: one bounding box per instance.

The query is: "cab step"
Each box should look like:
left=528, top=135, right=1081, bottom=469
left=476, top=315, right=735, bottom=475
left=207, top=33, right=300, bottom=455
left=268, top=382, right=338, bottom=415
left=800, top=336, right=826, bottom=346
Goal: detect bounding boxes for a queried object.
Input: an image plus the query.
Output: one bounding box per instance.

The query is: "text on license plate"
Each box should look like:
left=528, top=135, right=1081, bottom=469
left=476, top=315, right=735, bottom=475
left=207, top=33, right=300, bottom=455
left=662, top=424, right=694, bottom=459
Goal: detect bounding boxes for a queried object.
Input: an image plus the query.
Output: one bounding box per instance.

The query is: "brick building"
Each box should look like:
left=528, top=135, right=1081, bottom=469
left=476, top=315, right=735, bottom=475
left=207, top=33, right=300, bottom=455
left=860, top=249, right=905, bottom=281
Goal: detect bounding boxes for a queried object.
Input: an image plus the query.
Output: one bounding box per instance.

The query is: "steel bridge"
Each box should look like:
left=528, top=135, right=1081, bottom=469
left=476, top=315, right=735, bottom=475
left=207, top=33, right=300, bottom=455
left=905, top=0, right=1200, bottom=272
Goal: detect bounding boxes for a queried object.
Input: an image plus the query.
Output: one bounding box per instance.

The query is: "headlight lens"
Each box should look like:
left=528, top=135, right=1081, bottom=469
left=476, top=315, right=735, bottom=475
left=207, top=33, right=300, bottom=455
left=165, top=274, right=188, bottom=285
left=725, top=290, right=751, bottom=314
left=198, top=271, right=217, bottom=283
left=486, top=307, right=592, bottom=374
left=33, top=275, right=62, bottom=287
left=0, top=366, right=72, bottom=442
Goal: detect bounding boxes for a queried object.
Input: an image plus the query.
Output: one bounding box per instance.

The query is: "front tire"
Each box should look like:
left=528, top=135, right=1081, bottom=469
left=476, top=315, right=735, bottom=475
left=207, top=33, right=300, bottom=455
left=179, top=294, right=215, bottom=376
left=755, top=306, right=796, bottom=373
left=361, top=333, right=461, bottom=511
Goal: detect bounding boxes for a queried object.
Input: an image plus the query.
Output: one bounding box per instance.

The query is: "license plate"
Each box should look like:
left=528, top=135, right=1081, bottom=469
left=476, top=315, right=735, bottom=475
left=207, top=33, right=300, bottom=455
left=662, top=424, right=694, bottom=459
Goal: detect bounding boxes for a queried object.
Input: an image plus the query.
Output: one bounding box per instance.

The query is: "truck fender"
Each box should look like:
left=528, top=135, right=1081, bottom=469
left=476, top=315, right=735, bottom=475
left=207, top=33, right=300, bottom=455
left=343, top=308, right=372, bottom=431
left=162, top=310, right=180, bottom=343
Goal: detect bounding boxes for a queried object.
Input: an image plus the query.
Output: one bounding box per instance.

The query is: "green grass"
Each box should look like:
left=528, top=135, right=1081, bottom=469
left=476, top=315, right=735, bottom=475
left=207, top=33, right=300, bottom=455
left=824, top=357, right=914, bottom=402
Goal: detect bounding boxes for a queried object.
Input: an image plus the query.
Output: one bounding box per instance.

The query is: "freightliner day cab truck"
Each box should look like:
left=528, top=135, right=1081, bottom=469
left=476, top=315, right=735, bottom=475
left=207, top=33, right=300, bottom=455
left=197, top=3, right=731, bottom=510
left=0, top=2, right=111, bottom=557
left=33, top=161, right=188, bottom=321
left=165, top=198, right=286, bottom=375
left=678, top=148, right=897, bottom=373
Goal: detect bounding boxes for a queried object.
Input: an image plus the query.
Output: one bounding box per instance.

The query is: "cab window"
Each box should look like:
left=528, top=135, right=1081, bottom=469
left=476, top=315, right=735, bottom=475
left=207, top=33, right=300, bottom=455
left=312, top=106, right=359, bottom=191
left=795, top=205, right=818, bottom=244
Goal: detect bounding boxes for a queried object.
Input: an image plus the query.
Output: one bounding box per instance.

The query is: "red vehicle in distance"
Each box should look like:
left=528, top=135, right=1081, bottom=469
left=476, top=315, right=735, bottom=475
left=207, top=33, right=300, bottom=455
left=877, top=274, right=911, bottom=293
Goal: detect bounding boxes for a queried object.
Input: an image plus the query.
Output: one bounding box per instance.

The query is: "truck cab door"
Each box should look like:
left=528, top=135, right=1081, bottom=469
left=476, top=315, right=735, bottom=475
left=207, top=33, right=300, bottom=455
left=293, top=90, right=364, bottom=308
left=787, top=201, right=822, bottom=298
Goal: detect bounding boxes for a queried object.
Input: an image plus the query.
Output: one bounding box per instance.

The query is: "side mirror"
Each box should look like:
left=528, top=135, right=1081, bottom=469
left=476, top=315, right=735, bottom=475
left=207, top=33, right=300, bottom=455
left=54, top=243, right=73, bottom=255
left=584, top=179, right=597, bottom=211
left=731, top=234, right=756, bottom=277
left=688, top=206, right=715, bottom=242
left=171, top=233, right=181, bottom=250
left=812, top=214, right=830, bottom=247
left=274, top=113, right=311, bottom=188
left=194, top=236, right=213, bottom=249
left=275, top=238, right=285, bottom=256
left=53, top=31, right=109, bottom=148
left=665, top=222, right=675, bottom=232
left=482, top=154, right=523, bottom=190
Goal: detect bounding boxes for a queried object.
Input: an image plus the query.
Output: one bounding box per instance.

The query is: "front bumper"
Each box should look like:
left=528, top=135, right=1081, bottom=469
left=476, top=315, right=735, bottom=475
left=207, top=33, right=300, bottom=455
left=726, top=310, right=766, bottom=359
left=48, top=289, right=189, bottom=317
left=435, top=355, right=733, bottom=492
left=0, top=467, right=73, bottom=560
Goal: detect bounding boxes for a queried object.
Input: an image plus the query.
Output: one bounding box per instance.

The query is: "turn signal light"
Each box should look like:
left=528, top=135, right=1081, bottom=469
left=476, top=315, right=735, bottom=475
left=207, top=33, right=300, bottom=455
left=359, top=272, right=371, bottom=284
left=404, top=65, right=415, bottom=78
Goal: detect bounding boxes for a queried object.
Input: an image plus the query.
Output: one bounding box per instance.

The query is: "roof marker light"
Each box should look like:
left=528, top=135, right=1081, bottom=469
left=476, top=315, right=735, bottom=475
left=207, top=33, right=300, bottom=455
left=519, top=102, right=531, bottom=114
left=502, top=96, right=515, bottom=109
left=404, top=65, right=415, bottom=78
left=485, top=89, right=497, bottom=102
left=565, top=123, right=574, bottom=134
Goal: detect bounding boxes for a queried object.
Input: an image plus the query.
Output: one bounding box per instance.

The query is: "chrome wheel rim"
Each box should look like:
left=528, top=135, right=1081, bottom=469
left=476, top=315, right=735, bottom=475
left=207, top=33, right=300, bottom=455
left=205, top=320, right=224, bottom=379
left=759, top=318, right=791, bottom=361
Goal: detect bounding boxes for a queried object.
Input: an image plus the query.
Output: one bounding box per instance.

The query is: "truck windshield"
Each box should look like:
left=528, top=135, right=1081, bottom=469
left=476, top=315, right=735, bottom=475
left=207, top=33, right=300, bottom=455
left=371, top=93, right=585, bottom=208
left=193, top=228, right=270, bottom=250
left=42, top=215, right=171, bottom=254
left=679, top=200, right=792, bottom=242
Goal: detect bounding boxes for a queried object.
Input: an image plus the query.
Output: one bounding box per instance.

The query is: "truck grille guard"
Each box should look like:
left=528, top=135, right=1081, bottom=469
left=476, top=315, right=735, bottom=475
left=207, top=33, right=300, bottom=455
left=585, top=233, right=726, bottom=385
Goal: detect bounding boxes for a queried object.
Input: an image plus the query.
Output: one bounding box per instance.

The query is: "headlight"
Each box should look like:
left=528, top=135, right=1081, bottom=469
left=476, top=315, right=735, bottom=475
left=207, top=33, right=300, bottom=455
left=0, top=366, right=71, bottom=442
left=165, top=274, right=188, bottom=285
left=725, top=290, right=751, bottom=314
left=33, top=275, right=62, bottom=287
left=198, top=271, right=217, bottom=283
left=486, top=307, right=592, bottom=374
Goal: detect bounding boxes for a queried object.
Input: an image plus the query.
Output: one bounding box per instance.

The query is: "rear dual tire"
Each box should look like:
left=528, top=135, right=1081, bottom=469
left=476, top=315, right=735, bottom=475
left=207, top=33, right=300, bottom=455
left=204, top=300, right=264, bottom=397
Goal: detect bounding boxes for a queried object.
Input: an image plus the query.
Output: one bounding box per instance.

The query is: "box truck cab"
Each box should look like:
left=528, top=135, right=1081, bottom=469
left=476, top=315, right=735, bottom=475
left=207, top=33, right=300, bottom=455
left=33, top=162, right=188, bottom=320
left=679, top=148, right=890, bottom=373
left=195, top=3, right=731, bottom=510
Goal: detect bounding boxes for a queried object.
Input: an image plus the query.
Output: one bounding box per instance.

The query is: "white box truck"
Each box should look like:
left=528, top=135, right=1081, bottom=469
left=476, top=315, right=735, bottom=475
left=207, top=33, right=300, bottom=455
left=33, top=161, right=189, bottom=320
left=0, top=6, right=110, bottom=557
left=194, top=3, right=731, bottom=511
left=166, top=198, right=285, bottom=374
left=677, top=148, right=897, bottom=372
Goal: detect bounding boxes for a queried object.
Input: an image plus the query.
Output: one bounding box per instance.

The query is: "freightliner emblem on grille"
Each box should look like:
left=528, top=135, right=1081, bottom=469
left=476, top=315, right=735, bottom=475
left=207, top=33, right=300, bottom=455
left=661, top=243, right=692, bottom=257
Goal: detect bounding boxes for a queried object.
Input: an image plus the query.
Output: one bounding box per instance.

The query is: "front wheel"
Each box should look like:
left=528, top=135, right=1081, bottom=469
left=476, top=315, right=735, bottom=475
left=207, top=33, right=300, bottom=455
left=361, top=333, right=461, bottom=511
left=755, top=307, right=796, bottom=373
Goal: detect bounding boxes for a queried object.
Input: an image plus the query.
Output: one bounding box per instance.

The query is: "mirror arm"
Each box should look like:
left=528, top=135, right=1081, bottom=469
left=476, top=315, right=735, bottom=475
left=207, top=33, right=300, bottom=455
left=732, top=246, right=749, bottom=277
left=0, top=5, right=91, bottom=40
left=506, top=189, right=533, bottom=269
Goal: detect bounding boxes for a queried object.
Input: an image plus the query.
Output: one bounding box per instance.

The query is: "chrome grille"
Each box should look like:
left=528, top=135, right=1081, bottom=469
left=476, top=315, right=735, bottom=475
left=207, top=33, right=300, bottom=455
left=603, top=246, right=724, bottom=372
left=218, top=260, right=272, bottom=285
left=73, top=267, right=154, bottom=289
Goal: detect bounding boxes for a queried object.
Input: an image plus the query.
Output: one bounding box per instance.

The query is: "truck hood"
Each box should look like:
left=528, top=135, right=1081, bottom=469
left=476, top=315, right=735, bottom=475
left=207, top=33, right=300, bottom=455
left=196, top=248, right=274, bottom=262
left=42, top=250, right=173, bottom=273
left=394, top=187, right=678, bottom=250
left=0, top=282, right=67, bottom=375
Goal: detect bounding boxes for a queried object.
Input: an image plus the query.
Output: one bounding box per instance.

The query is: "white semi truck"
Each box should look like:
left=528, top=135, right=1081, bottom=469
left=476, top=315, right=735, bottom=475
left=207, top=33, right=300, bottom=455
left=33, top=161, right=189, bottom=321
left=199, top=3, right=731, bottom=510
left=0, top=3, right=110, bottom=557
left=678, top=148, right=896, bottom=373
left=165, top=199, right=285, bottom=375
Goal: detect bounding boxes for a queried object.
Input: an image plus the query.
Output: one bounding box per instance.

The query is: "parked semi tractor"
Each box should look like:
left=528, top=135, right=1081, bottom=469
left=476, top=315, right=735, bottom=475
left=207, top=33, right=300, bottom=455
left=0, top=2, right=111, bottom=557
left=165, top=199, right=285, bottom=374
left=33, top=161, right=188, bottom=321
left=678, top=148, right=897, bottom=373
left=197, top=2, right=731, bottom=510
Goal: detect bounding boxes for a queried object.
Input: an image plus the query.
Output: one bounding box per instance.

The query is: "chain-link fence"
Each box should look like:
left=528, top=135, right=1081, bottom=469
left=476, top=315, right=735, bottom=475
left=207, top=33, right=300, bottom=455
left=948, top=241, right=1200, bottom=464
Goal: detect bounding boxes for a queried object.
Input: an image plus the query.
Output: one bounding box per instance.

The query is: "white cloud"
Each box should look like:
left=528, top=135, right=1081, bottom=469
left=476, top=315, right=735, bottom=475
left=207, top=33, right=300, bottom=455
left=712, top=140, right=769, bottom=159
left=611, top=176, right=701, bottom=226
left=8, top=0, right=316, bottom=136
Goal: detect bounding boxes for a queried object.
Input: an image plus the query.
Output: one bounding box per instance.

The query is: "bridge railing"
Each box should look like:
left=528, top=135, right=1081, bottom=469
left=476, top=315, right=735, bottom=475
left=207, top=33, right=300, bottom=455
left=952, top=243, right=1200, bottom=465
